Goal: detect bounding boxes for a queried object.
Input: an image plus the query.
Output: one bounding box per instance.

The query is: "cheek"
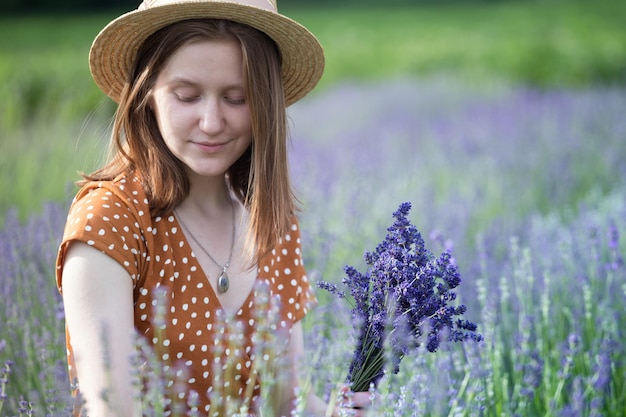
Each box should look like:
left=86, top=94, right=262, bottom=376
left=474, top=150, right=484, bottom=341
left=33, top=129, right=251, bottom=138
left=152, top=100, right=185, bottom=137
left=238, top=109, right=253, bottom=137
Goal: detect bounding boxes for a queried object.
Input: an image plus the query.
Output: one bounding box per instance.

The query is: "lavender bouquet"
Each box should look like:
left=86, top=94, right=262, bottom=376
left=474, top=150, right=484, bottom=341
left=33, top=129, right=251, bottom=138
left=318, top=202, right=483, bottom=392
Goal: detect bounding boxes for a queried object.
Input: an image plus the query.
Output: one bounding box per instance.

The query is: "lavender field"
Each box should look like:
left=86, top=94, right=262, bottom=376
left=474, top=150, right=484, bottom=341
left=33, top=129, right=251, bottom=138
left=1, top=77, right=625, bottom=416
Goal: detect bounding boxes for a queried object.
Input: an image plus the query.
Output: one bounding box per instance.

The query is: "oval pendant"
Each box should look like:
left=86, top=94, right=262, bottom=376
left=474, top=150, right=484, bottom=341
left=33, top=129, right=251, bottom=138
left=217, top=271, right=229, bottom=293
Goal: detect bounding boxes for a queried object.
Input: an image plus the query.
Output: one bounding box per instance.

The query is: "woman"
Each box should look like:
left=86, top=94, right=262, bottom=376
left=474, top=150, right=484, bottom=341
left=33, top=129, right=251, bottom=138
left=56, top=0, right=371, bottom=416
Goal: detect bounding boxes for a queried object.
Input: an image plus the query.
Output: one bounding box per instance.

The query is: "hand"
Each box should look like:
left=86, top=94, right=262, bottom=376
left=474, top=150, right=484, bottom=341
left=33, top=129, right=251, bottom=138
left=332, top=386, right=374, bottom=417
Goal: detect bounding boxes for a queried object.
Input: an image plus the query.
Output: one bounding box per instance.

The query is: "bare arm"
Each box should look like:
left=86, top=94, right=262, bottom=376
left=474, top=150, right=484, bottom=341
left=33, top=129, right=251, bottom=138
left=271, top=320, right=303, bottom=416
left=61, top=242, right=142, bottom=417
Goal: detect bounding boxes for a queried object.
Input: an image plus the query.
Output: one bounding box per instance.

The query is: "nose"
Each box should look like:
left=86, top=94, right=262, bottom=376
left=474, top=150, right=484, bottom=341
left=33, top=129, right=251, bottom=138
left=199, top=99, right=225, bottom=134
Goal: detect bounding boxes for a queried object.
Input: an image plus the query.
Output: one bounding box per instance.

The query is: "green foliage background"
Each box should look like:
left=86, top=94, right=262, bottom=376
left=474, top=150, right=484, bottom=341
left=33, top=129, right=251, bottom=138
left=0, top=0, right=543, bottom=14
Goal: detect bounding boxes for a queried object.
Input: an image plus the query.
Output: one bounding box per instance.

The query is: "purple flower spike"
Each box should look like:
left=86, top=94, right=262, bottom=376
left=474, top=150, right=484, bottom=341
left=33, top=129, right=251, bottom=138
left=318, top=202, right=483, bottom=392
left=316, top=281, right=346, bottom=299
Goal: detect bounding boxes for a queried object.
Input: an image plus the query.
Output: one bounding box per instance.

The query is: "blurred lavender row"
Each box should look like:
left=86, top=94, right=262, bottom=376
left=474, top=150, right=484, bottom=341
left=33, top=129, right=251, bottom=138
left=0, top=203, right=72, bottom=415
left=290, top=78, right=626, bottom=415
left=289, top=77, right=626, bottom=279
left=1, top=77, right=625, bottom=415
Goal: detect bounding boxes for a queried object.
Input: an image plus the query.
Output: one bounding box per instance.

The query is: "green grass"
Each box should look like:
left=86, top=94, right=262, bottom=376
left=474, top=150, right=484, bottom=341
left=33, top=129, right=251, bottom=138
left=0, top=14, right=116, bottom=130
left=0, top=116, right=109, bottom=220
left=289, top=0, right=626, bottom=88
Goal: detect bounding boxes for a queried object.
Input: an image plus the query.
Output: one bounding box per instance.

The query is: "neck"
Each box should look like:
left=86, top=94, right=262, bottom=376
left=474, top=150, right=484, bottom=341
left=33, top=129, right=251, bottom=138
left=182, top=174, right=233, bottom=217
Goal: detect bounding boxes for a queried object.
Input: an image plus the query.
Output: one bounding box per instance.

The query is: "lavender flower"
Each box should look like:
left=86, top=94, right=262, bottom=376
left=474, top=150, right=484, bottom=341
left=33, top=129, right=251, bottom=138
left=316, top=281, right=346, bottom=299
left=606, top=220, right=623, bottom=271
left=318, top=202, right=482, bottom=392
left=0, top=360, right=13, bottom=410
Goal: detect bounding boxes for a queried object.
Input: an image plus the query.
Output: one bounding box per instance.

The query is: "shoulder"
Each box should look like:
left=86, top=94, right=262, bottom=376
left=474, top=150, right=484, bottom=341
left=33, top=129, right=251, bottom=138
left=58, top=174, right=153, bottom=289
left=67, top=175, right=149, bottom=227
left=72, top=174, right=147, bottom=212
left=62, top=174, right=153, bottom=254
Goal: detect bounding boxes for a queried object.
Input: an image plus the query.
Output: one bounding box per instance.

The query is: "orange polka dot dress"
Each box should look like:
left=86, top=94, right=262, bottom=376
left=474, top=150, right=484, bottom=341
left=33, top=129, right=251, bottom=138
left=55, top=174, right=317, bottom=416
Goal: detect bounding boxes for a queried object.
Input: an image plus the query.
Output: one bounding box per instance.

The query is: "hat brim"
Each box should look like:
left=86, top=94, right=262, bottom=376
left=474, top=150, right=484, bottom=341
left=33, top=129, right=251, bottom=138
left=89, top=2, right=325, bottom=106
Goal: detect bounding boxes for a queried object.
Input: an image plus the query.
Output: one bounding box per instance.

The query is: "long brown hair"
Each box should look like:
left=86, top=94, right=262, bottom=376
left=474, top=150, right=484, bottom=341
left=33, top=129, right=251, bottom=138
left=82, top=19, right=296, bottom=262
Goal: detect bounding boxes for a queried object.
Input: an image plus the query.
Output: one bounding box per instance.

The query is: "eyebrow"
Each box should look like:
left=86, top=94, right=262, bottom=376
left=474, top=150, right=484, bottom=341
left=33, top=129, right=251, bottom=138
left=167, top=77, right=200, bottom=88
left=167, top=77, right=245, bottom=92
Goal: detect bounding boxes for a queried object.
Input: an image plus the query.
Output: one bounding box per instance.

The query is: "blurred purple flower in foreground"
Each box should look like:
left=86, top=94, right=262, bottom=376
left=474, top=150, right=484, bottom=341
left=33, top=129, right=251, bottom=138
left=319, top=202, right=483, bottom=392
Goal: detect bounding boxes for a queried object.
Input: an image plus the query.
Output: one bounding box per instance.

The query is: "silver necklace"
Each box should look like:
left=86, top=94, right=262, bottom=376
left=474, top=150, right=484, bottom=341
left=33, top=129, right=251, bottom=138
left=174, top=196, right=236, bottom=294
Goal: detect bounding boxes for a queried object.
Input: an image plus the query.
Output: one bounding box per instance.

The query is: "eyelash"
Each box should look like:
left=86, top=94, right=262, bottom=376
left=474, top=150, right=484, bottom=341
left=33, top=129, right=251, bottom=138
left=226, top=97, right=246, bottom=105
left=175, top=94, right=199, bottom=103
left=175, top=95, right=245, bottom=105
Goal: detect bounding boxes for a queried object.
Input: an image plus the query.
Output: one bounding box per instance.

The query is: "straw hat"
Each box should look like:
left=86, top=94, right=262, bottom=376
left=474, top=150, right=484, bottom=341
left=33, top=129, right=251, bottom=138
left=89, top=0, right=325, bottom=106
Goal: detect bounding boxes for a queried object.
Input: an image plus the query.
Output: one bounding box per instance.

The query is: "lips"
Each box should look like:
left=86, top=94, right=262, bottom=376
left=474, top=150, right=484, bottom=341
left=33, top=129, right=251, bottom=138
left=193, top=140, right=228, bottom=153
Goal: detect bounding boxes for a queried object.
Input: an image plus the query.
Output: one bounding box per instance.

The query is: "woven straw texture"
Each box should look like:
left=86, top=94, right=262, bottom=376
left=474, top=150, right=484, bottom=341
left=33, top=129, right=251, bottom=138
left=89, top=0, right=324, bottom=106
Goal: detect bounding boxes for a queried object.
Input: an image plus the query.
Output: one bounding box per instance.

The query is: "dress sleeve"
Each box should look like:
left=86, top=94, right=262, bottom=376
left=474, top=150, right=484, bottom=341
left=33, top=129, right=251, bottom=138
left=55, top=182, right=148, bottom=292
left=266, top=218, right=317, bottom=324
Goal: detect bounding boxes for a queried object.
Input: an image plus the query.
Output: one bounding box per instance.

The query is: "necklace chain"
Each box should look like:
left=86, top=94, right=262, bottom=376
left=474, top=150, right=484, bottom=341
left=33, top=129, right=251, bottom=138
left=174, top=194, right=236, bottom=293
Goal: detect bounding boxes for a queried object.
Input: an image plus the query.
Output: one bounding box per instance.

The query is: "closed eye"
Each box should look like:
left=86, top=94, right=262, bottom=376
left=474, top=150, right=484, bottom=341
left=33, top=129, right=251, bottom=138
left=225, top=96, right=246, bottom=105
left=176, top=94, right=200, bottom=103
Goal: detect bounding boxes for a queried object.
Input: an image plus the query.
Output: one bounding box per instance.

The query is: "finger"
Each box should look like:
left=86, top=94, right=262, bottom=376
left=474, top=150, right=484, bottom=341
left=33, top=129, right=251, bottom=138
left=350, top=392, right=373, bottom=408
left=335, top=408, right=365, bottom=417
left=349, top=407, right=368, bottom=416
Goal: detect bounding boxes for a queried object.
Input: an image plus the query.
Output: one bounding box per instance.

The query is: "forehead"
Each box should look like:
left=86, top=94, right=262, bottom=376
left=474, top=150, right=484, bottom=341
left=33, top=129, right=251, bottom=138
left=158, top=38, right=244, bottom=85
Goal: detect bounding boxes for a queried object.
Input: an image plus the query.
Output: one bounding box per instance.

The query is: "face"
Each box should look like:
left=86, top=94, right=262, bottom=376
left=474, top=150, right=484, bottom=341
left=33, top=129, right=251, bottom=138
left=150, top=38, right=252, bottom=182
